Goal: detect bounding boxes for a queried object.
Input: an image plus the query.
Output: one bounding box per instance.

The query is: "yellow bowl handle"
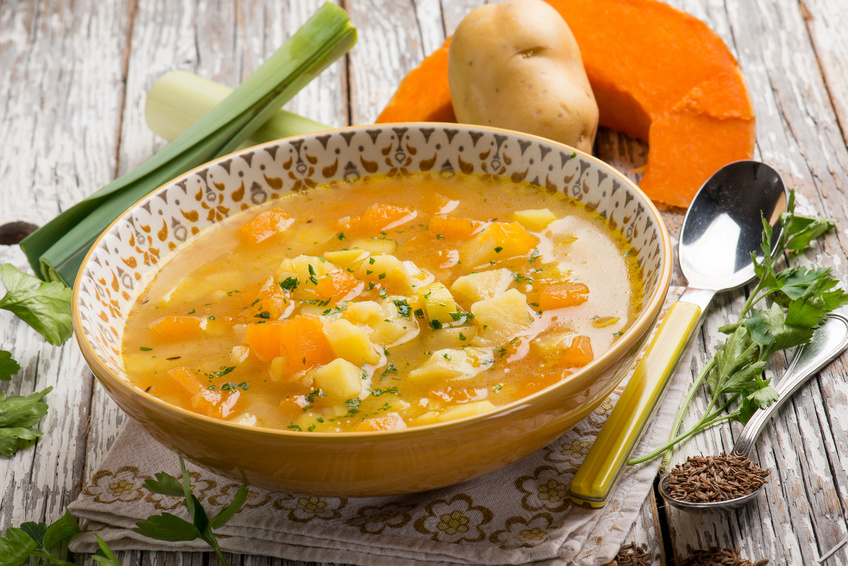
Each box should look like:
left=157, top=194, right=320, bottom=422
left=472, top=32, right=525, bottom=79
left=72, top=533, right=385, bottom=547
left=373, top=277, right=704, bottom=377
left=569, top=300, right=702, bottom=507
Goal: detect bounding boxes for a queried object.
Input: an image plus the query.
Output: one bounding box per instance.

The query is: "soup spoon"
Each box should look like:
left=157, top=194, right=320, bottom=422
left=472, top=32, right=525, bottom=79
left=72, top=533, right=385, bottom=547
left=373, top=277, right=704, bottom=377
left=659, top=313, right=848, bottom=512
left=570, top=160, right=788, bottom=508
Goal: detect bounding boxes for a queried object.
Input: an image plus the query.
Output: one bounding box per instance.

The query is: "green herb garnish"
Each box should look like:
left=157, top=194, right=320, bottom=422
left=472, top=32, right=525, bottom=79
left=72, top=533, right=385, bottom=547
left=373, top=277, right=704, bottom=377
left=280, top=276, right=299, bottom=291
left=132, top=458, right=248, bottom=566
left=631, top=194, right=848, bottom=467
left=0, top=264, right=72, bottom=346
left=0, top=387, right=52, bottom=457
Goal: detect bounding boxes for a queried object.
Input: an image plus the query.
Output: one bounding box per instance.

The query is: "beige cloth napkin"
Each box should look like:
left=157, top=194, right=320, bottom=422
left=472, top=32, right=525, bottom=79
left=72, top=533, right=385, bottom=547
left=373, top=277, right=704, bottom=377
left=69, top=287, right=687, bottom=565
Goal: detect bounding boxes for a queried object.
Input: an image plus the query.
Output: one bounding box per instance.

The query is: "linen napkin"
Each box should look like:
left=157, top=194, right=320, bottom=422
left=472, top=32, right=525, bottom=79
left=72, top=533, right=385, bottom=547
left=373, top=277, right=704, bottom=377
left=69, top=287, right=687, bottom=565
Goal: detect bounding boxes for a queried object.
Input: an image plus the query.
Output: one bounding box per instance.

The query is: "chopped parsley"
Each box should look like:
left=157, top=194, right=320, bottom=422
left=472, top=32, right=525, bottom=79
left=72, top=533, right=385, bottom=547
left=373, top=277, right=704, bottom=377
left=280, top=276, right=299, bottom=291
left=393, top=299, right=412, bottom=319
left=205, top=366, right=236, bottom=379
left=371, top=387, right=398, bottom=397
left=344, top=397, right=362, bottom=416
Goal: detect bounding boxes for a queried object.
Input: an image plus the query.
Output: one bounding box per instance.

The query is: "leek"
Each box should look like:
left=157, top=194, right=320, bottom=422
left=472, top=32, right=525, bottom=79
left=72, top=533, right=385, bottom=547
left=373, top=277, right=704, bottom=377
left=20, top=2, right=356, bottom=286
left=146, top=71, right=330, bottom=145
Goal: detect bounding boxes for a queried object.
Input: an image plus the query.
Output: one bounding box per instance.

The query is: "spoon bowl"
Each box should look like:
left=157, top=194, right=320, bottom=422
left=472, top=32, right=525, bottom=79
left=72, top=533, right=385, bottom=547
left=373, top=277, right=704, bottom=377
left=660, top=313, right=848, bottom=512
left=680, top=161, right=787, bottom=290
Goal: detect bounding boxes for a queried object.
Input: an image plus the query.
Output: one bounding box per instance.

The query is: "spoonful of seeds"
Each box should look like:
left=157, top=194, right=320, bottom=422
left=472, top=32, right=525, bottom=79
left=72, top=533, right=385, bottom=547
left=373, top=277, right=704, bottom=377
left=659, top=313, right=848, bottom=512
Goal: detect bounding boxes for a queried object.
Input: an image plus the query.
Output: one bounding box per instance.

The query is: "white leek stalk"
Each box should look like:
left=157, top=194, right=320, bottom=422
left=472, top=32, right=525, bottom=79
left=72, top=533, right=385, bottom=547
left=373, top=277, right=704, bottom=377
left=145, top=71, right=330, bottom=145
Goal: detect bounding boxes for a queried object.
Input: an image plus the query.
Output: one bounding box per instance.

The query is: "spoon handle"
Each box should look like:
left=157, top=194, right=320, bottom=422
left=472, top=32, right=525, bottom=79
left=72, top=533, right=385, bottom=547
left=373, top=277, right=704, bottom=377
left=731, top=313, right=848, bottom=458
left=570, top=299, right=703, bottom=507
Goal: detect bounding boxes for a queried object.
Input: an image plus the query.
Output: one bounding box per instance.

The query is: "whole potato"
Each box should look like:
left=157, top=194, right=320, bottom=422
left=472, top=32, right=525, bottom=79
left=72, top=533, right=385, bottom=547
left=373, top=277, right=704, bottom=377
left=448, top=0, right=599, bottom=154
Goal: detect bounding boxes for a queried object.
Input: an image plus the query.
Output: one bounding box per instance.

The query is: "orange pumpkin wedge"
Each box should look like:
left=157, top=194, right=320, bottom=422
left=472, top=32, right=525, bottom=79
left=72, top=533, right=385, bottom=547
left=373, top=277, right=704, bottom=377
left=376, top=0, right=755, bottom=209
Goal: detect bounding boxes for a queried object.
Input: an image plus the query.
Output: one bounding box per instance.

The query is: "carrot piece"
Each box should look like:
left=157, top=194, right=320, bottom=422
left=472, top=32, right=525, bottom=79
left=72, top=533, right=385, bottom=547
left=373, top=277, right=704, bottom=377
left=148, top=316, right=209, bottom=342
left=427, top=216, right=484, bottom=239
left=314, top=270, right=363, bottom=302
left=238, top=209, right=293, bottom=244
left=537, top=282, right=590, bottom=310
left=375, top=0, right=755, bottom=208
left=344, top=203, right=417, bottom=233
left=515, top=370, right=570, bottom=399
left=191, top=388, right=241, bottom=419
left=376, top=39, right=456, bottom=123
left=431, top=386, right=485, bottom=405
left=279, top=314, right=335, bottom=376
left=245, top=321, right=285, bottom=361
left=559, top=335, right=594, bottom=368
left=357, top=412, right=408, bottom=432
left=165, top=366, right=204, bottom=396
left=488, top=222, right=538, bottom=257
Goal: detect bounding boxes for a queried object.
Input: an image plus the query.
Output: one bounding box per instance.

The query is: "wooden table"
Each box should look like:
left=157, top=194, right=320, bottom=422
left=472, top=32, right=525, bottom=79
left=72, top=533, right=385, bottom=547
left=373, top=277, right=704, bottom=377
left=2, top=0, right=848, bottom=564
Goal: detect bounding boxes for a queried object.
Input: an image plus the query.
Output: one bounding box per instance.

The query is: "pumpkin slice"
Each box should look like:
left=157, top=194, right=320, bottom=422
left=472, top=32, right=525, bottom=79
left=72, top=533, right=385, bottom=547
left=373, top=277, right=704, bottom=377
left=376, top=0, right=755, bottom=209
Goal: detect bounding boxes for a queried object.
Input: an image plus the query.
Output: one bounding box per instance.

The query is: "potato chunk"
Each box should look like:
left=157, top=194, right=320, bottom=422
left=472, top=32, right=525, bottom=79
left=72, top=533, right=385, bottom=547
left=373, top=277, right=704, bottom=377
left=324, top=319, right=381, bottom=366
left=471, top=288, right=532, bottom=345
left=451, top=268, right=513, bottom=305
left=408, top=347, right=493, bottom=381
left=276, top=254, right=337, bottom=284
left=512, top=208, right=557, bottom=231
left=311, top=358, right=364, bottom=402
left=323, top=249, right=370, bottom=269
left=436, top=401, right=497, bottom=422
left=418, top=282, right=457, bottom=325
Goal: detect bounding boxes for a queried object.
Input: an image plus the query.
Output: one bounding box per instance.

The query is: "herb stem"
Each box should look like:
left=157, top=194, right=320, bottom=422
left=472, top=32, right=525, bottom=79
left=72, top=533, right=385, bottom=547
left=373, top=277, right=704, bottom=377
left=655, top=358, right=713, bottom=472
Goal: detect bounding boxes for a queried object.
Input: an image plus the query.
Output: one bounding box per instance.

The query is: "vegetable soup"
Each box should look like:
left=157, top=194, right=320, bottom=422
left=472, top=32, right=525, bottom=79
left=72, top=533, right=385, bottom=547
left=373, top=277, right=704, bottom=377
left=121, top=172, right=643, bottom=432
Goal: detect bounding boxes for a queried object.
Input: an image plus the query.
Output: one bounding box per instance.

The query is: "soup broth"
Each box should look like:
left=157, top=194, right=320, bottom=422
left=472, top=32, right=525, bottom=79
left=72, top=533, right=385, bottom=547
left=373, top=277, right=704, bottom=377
left=122, top=172, right=643, bottom=432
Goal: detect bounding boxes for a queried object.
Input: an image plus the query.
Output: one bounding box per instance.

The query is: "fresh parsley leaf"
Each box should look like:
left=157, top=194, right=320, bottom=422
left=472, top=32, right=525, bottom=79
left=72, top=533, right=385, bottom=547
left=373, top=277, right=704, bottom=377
left=0, top=264, right=72, bottom=346
left=92, top=534, right=121, bottom=566
left=0, top=526, right=38, bottom=566
left=0, top=387, right=51, bottom=457
left=133, top=458, right=247, bottom=566
left=779, top=193, right=836, bottom=253
left=0, top=351, right=21, bottom=381
left=0, top=509, right=80, bottom=566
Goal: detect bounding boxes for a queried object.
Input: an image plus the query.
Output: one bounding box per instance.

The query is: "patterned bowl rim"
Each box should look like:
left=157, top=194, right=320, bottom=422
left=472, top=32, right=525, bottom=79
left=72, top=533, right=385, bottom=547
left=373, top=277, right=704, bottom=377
left=73, top=122, right=673, bottom=439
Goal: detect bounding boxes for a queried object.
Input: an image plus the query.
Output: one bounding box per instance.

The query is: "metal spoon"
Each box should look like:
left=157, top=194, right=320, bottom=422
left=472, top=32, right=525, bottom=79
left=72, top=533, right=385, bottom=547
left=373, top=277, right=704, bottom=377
left=659, top=313, right=848, bottom=512
left=570, top=160, right=788, bottom=508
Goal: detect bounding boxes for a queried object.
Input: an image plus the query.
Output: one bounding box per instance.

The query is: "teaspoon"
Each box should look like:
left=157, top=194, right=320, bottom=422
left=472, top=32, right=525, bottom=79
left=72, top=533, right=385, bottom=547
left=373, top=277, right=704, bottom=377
left=659, top=313, right=848, bottom=512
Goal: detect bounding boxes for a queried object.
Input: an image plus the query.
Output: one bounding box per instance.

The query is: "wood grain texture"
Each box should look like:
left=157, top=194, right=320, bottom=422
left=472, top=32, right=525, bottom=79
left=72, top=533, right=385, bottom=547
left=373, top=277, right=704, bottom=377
left=2, top=0, right=848, bottom=565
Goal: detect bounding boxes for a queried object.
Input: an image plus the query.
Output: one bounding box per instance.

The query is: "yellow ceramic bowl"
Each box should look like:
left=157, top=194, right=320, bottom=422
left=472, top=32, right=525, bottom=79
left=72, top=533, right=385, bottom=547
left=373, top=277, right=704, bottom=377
left=74, top=124, right=672, bottom=497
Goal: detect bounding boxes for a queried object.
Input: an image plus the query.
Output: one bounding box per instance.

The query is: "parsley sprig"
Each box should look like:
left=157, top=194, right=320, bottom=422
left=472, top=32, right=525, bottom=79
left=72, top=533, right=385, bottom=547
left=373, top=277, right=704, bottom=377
left=0, top=263, right=74, bottom=457
left=630, top=193, right=848, bottom=466
left=0, top=387, right=52, bottom=457
left=133, top=458, right=248, bottom=566
left=0, top=459, right=248, bottom=566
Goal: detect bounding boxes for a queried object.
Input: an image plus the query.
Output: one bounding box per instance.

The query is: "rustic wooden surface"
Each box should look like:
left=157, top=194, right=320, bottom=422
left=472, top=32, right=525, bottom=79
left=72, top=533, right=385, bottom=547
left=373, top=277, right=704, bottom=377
left=2, top=0, right=848, bottom=564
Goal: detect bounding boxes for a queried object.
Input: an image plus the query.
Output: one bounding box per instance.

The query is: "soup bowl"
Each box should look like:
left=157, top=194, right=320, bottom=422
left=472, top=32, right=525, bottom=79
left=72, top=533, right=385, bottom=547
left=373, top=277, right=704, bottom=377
left=74, top=123, right=672, bottom=496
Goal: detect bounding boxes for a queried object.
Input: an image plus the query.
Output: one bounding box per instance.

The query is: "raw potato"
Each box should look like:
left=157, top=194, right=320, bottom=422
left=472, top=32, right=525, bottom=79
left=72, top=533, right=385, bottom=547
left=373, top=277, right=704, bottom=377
left=448, top=0, right=599, bottom=154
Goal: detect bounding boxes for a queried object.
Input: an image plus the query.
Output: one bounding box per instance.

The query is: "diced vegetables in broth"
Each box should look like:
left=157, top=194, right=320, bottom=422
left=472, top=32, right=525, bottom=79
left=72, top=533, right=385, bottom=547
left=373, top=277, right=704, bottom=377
left=121, top=173, right=643, bottom=432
